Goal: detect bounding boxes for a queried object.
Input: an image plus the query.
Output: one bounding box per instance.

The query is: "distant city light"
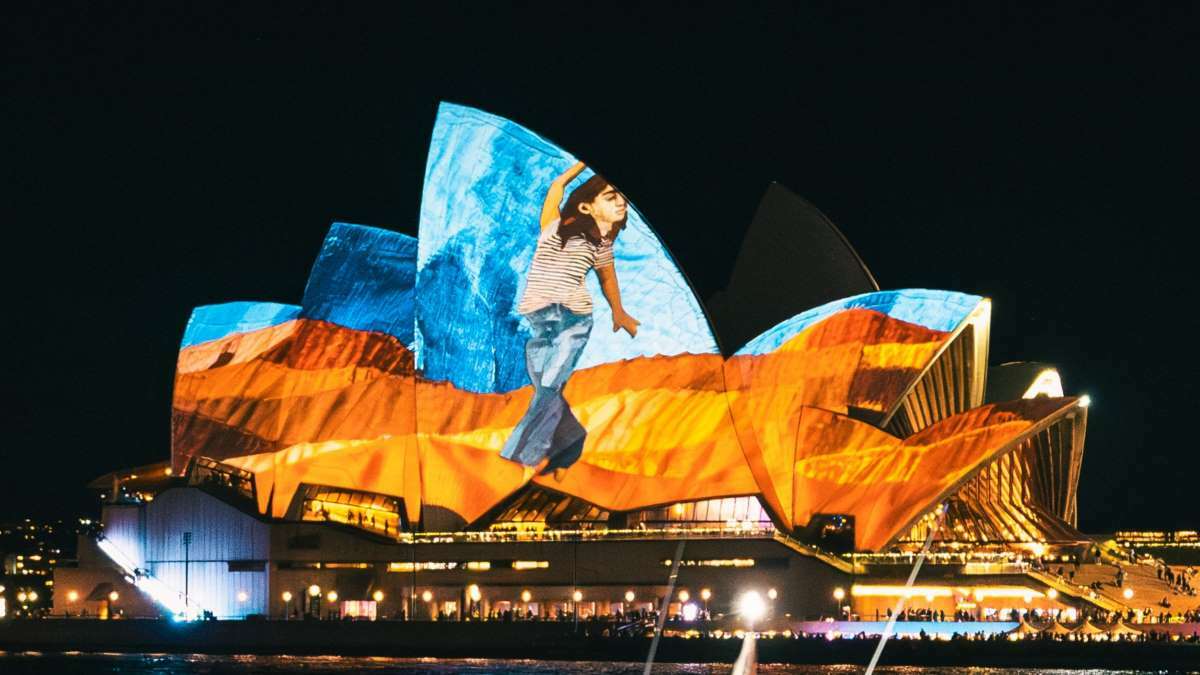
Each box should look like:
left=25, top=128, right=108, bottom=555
left=27, top=591, right=38, bottom=602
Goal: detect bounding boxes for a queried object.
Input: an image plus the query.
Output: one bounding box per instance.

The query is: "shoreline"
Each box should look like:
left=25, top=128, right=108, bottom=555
left=1, top=620, right=1198, bottom=669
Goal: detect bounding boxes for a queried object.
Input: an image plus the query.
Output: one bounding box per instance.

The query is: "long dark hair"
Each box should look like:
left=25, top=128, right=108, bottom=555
left=557, top=174, right=627, bottom=248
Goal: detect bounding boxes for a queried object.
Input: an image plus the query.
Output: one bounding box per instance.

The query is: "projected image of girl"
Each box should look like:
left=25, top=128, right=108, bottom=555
left=500, top=161, right=640, bottom=481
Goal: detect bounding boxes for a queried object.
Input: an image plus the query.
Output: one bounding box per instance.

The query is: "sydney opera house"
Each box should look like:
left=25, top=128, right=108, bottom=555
left=57, top=104, right=1107, bottom=625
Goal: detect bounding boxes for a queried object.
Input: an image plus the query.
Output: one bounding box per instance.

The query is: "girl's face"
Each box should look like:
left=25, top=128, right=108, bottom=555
left=579, top=185, right=627, bottom=233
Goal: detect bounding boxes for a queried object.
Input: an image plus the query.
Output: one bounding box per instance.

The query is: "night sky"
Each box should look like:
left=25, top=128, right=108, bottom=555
left=5, top=3, right=1197, bottom=532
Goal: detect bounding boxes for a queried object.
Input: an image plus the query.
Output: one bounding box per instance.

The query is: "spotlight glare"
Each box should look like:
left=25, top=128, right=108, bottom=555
left=681, top=602, right=699, bottom=621
left=738, top=591, right=767, bottom=623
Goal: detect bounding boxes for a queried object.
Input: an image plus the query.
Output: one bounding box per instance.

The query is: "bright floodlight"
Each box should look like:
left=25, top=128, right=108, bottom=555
left=767, top=588, right=778, bottom=600
left=521, top=589, right=532, bottom=603
left=1047, top=589, right=1058, bottom=600
left=572, top=589, right=583, bottom=603
left=738, top=590, right=767, bottom=623
left=624, top=590, right=636, bottom=603
left=281, top=591, right=293, bottom=602
left=327, top=590, right=338, bottom=602
left=308, top=584, right=321, bottom=597
left=833, top=587, right=845, bottom=601
left=468, top=584, right=482, bottom=603
left=700, top=588, right=712, bottom=601
left=1079, top=395, right=1092, bottom=408
left=236, top=591, right=248, bottom=603
left=421, top=590, right=433, bottom=603
left=373, top=590, right=385, bottom=602
left=678, top=589, right=690, bottom=602
left=681, top=602, right=700, bottom=621
left=108, top=591, right=119, bottom=602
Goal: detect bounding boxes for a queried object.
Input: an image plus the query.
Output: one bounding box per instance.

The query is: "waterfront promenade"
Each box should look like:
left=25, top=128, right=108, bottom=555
left=1, top=619, right=1197, bottom=668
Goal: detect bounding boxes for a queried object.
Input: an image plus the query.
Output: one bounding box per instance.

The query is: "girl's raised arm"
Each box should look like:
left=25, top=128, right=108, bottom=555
left=540, top=161, right=587, bottom=229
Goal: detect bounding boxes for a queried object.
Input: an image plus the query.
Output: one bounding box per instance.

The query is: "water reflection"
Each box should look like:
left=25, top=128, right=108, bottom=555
left=0, top=654, right=1160, bottom=675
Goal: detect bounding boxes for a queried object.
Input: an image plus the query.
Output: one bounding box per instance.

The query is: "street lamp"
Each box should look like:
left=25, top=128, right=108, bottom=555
left=1123, top=588, right=1134, bottom=600
left=67, top=590, right=79, bottom=603
left=373, top=590, right=385, bottom=603
left=282, top=591, right=293, bottom=619
left=237, top=591, right=248, bottom=603
left=624, top=589, right=635, bottom=604
left=833, top=587, right=846, bottom=619
left=327, top=590, right=338, bottom=603
left=700, top=588, right=711, bottom=617
left=678, top=589, right=690, bottom=603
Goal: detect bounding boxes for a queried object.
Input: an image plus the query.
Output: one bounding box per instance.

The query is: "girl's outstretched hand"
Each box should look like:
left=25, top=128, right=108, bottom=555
left=613, top=310, right=640, bottom=337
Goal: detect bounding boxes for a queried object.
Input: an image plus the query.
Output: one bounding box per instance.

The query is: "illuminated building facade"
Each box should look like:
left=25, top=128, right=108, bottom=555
left=60, top=104, right=1103, bottom=623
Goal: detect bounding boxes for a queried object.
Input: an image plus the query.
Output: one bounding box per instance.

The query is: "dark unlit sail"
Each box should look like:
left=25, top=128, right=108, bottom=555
left=707, top=183, right=878, bottom=355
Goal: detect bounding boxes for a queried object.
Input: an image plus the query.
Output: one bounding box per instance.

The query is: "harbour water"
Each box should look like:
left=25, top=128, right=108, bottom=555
left=0, top=654, right=1196, bottom=675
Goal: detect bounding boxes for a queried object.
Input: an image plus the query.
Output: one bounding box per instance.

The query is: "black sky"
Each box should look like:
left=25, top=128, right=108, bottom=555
left=3, top=2, right=1197, bottom=531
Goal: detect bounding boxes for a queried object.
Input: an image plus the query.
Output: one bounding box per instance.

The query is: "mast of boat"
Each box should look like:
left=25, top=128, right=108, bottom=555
left=863, top=503, right=947, bottom=675
left=642, top=539, right=685, bottom=674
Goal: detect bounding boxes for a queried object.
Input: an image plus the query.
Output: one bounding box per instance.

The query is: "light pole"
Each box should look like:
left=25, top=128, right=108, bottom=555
left=282, top=591, right=293, bottom=620
left=308, top=584, right=321, bottom=619
left=833, top=587, right=846, bottom=620
left=182, top=531, right=192, bottom=617
left=572, top=589, right=583, bottom=631
left=700, top=588, right=711, bottom=619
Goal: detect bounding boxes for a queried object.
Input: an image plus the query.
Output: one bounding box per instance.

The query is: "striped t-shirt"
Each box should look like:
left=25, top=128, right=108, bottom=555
left=517, top=219, right=615, bottom=315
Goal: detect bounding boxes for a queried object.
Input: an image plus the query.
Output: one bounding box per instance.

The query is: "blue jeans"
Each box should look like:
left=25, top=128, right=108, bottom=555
left=500, top=303, right=593, bottom=472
